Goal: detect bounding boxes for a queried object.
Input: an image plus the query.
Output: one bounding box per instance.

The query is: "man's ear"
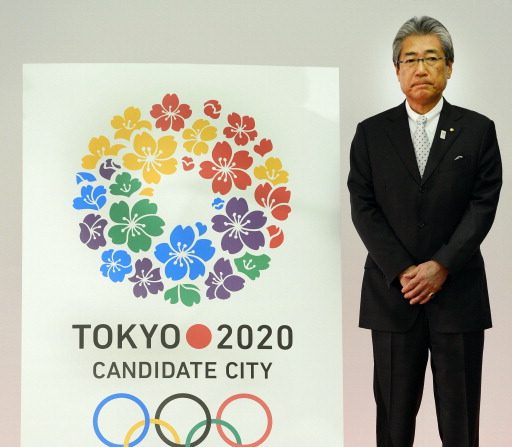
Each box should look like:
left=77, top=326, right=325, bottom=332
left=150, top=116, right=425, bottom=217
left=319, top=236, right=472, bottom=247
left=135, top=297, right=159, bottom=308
left=395, top=63, right=400, bottom=80
left=446, top=61, right=453, bottom=79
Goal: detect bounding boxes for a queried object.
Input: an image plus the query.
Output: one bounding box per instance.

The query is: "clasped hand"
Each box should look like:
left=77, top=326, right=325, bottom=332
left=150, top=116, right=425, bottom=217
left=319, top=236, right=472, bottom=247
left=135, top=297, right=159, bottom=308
left=399, top=261, right=448, bottom=305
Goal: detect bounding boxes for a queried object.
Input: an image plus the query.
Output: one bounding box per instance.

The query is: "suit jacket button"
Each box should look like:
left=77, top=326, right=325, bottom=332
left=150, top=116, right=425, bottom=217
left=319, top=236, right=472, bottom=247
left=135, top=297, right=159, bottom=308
left=418, top=222, right=425, bottom=229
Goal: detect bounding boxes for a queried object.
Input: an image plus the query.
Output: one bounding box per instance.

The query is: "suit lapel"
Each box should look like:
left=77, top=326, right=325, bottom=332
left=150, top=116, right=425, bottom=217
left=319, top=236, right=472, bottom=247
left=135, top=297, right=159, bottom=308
left=385, top=103, right=421, bottom=184
left=385, top=101, right=464, bottom=185
left=422, top=101, right=463, bottom=183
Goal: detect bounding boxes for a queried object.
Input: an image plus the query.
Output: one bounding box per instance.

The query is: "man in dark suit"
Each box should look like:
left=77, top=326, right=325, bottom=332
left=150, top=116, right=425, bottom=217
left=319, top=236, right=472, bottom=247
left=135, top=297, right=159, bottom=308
left=348, top=16, right=502, bottom=446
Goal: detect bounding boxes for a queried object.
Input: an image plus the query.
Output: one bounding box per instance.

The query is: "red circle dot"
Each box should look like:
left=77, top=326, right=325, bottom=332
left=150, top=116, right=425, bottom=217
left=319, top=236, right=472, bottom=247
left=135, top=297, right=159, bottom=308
left=186, top=324, right=212, bottom=349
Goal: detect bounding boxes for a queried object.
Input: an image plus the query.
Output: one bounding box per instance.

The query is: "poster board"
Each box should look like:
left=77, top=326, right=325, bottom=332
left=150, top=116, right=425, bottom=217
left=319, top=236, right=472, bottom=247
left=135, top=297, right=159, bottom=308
left=22, top=64, right=341, bottom=446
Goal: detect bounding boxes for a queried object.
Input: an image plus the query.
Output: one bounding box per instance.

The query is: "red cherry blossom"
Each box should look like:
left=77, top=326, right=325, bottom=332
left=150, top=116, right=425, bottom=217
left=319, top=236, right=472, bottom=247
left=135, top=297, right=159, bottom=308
left=254, top=182, right=291, bottom=220
left=223, top=112, right=258, bottom=146
left=150, top=93, right=192, bottom=132
left=181, top=156, right=195, bottom=171
left=267, top=225, right=284, bottom=248
left=254, top=138, right=273, bottom=157
left=204, top=100, right=222, bottom=119
left=199, top=141, right=253, bottom=195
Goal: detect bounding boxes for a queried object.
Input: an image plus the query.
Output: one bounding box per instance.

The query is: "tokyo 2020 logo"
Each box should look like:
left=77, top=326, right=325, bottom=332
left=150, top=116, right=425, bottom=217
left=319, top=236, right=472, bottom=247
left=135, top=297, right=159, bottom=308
left=72, top=93, right=292, bottom=306
left=93, top=392, right=272, bottom=447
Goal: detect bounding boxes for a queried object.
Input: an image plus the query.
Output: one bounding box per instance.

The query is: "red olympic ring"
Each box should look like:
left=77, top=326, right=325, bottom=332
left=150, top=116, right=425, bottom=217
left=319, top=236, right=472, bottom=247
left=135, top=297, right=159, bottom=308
left=216, top=393, right=272, bottom=447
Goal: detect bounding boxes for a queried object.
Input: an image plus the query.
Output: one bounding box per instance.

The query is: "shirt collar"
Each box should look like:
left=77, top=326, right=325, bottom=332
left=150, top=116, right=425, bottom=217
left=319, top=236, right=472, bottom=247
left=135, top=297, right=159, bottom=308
left=405, top=97, right=444, bottom=122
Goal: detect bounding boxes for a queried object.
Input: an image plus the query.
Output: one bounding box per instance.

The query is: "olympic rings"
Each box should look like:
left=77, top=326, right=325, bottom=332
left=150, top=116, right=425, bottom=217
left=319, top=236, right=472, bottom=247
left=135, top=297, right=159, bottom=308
left=124, top=419, right=181, bottom=446
left=93, top=393, right=150, bottom=447
left=186, top=419, right=242, bottom=447
left=154, top=393, right=211, bottom=447
left=216, top=394, right=272, bottom=447
left=93, top=392, right=272, bottom=446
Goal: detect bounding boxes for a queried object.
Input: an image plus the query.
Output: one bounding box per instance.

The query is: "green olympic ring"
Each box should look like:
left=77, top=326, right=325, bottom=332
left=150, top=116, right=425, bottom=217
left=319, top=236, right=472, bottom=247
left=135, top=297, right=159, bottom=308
left=186, top=419, right=242, bottom=446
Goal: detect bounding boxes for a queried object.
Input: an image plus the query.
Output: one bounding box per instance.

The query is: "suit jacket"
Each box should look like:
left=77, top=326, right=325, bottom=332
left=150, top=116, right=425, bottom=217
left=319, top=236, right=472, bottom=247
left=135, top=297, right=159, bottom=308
left=348, top=100, right=502, bottom=333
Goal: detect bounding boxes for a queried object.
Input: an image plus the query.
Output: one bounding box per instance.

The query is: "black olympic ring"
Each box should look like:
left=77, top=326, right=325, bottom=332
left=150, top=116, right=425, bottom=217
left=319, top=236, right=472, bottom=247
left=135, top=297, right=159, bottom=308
left=154, top=393, right=211, bottom=447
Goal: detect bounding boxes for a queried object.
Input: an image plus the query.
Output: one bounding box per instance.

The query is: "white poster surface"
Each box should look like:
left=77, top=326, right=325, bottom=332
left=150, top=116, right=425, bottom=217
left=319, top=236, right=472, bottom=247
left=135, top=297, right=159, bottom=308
left=22, top=64, right=341, bottom=446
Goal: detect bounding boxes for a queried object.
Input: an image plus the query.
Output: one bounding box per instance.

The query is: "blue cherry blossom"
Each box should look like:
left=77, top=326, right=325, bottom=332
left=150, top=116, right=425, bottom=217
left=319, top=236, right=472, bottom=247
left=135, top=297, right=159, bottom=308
left=212, top=197, right=225, bottom=210
left=73, top=185, right=107, bottom=210
left=100, top=249, right=132, bottom=282
left=154, top=224, right=215, bottom=281
left=75, top=171, right=97, bottom=184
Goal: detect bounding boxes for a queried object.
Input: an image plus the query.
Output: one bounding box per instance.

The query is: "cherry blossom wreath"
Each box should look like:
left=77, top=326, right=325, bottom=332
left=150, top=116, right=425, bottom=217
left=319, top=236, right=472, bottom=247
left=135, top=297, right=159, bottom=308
left=72, top=93, right=292, bottom=306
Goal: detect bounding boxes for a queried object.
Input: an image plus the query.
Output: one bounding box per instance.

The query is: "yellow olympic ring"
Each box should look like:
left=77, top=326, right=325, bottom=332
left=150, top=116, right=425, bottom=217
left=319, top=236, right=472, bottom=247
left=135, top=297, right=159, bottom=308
left=124, top=418, right=181, bottom=446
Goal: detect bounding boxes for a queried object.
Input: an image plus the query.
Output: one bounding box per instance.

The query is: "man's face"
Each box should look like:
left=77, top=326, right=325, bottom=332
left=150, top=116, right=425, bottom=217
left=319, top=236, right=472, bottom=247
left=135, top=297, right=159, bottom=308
left=395, top=34, right=452, bottom=113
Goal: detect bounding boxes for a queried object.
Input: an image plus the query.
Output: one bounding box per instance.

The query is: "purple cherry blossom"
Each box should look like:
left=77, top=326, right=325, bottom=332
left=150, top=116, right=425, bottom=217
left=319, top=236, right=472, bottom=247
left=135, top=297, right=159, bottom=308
left=128, top=258, right=164, bottom=298
left=79, top=214, right=107, bottom=249
left=211, top=197, right=266, bottom=254
left=99, top=158, right=121, bottom=180
left=205, top=258, right=245, bottom=299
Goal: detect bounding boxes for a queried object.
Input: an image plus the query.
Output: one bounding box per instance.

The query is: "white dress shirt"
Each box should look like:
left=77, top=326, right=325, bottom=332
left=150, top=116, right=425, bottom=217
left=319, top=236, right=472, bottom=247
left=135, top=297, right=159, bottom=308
left=405, top=97, right=444, bottom=150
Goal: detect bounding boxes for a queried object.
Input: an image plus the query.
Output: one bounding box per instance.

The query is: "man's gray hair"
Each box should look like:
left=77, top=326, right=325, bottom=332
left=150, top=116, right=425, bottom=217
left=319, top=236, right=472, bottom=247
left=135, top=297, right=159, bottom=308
left=392, top=16, right=454, bottom=65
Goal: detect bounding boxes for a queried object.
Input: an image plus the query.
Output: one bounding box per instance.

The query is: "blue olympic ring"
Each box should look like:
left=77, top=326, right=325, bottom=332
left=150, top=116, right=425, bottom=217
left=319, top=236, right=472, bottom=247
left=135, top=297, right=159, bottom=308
left=93, top=393, right=150, bottom=447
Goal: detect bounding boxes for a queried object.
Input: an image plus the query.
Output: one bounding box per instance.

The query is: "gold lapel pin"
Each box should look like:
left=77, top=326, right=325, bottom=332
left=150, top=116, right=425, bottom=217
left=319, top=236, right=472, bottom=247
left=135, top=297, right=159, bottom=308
left=449, top=128, right=455, bottom=132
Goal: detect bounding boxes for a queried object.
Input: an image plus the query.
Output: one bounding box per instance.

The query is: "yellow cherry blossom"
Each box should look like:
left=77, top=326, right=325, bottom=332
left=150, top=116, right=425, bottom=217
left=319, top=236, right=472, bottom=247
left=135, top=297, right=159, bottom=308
left=81, top=136, right=124, bottom=169
left=123, top=132, right=177, bottom=184
left=254, top=157, right=289, bottom=185
left=111, top=106, right=151, bottom=140
left=182, top=119, right=217, bottom=155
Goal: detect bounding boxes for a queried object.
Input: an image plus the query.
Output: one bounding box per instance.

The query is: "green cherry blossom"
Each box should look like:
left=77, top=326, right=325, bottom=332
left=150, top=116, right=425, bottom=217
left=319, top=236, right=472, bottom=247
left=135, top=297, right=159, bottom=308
left=109, top=172, right=142, bottom=197
left=234, top=252, right=271, bottom=280
left=108, top=199, right=165, bottom=252
left=164, top=284, right=201, bottom=307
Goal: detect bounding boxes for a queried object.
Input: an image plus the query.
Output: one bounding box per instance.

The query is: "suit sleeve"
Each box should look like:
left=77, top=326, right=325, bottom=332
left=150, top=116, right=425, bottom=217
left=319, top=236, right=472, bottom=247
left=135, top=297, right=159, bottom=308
left=432, top=120, right=502, bottom=273
left=348, top=122, right=416, bottom=286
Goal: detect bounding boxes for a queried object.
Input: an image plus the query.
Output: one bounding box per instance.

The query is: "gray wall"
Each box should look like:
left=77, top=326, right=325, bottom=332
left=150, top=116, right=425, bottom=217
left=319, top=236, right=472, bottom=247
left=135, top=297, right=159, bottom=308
left=1, top=1, right=511, bottom=445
